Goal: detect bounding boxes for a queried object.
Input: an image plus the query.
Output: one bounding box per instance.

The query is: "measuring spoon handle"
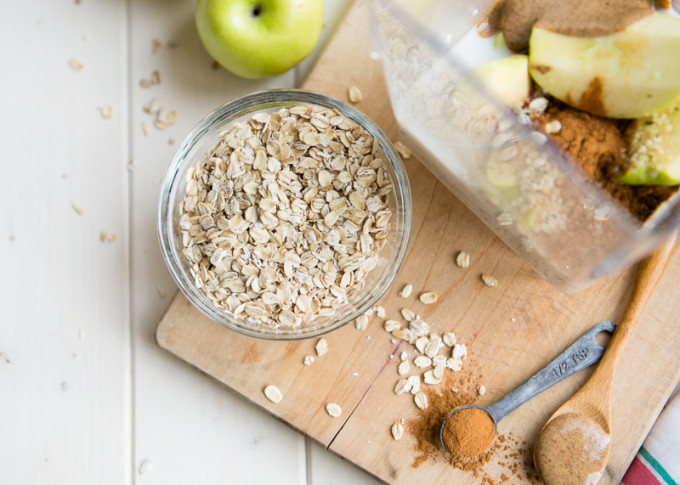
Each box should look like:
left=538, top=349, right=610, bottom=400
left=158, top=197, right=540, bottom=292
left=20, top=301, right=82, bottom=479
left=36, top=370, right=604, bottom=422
left=485, top=320, right=616, bottom=424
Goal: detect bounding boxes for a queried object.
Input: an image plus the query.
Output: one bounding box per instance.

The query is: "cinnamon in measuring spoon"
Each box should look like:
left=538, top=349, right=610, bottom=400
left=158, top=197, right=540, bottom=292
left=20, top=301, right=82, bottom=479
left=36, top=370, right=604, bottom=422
left=442, top=408, right=496, bottom=459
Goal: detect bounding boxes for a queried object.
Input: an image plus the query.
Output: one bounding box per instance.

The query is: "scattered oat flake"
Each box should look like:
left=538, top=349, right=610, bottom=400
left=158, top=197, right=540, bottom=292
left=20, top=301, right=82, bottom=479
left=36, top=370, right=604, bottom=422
left=399, top=284, right=413, bottom=298
left=384, top=320, right=400, bottom=332
left=303, top=355, right=315, bottom=366
left=391, top=421, right=404, bottom=440
left=481, top=274, right=498, bottom=287
left=348, top=86, right=363, bottom=103
left=419, top=292, right=438, bottom=304
left=401, top=308, right=415, bottom=321
left=478, top=385, right=486, bottom=396
left=456, top=251, right=470, bottom=268
left=71, top=202, right=84, bottom=215
left=152, top=38, right=162, bottom=54
left=315, top=338, right=328, bottom=356
left=394, top=141, right=411, bottom=159
left=157, top=286, right=167, bottom=299
left=408, top=375, right=421, bottom=394
left=355, top=314, right=368, bottom=331
left=373, top=306, right=386, bottom=318
left=414, top=355, right=431, bottom=368
left=414, top=391, right=428, bottom=410
left=138, top=459, right=152, bottom=475
left=107, top=231, right=117, bottom=242
left=325, top=403, right=342, bottom=418
left=99, top=231, right=107, bottom=242
left=68, top=58, right=83, bottom=71
left=397, top=360, right=410, bottom=376
left=0, top=352, right=9, bottom=364
left=394, top=378, right=411, bottom=395
left=263, top=385, right=283, bottom=403
left=99, top=106, right=113, bottom=119
left=400, top=351, right=408, bottom=362
left=423, top=370, right=441, bottom=385
left=141, top=121, right=150, bottom=136
left=442, top=332, right=456, bottom=347
left=168, top=136, right=175, bottom=145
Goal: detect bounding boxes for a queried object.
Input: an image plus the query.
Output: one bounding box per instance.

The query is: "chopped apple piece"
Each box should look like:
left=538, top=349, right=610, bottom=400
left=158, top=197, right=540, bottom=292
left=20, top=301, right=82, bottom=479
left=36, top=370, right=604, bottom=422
left=620, top=103, right=680, bottom=185
left=470, top=54, right=530, bottom=108
left=529, top=13, right=680, bottom=119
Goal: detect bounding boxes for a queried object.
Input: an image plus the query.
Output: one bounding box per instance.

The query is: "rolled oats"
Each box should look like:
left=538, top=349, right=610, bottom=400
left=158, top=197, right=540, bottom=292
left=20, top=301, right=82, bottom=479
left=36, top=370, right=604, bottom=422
left=481, top=274, right=498, bottom=287
left=326, top=403, right=342, bottom=418
left=394, top=141, right=411, bottom=159
left=348, top=86, right=363, bottom=103
left=373, top=306, right=386, bottom=318
left=452, top=343, right=468, bottom=361
left=477, top=385, right=486, bottom=396
left=442, top=332, right=456, bottom=347
left=394, top=378, right=412, bottom=395
left=384, top=320, right=401, bottom=332
left=456, top=251, right=470, bottom=268
left=414, top=391, right=428, bottom=410
left=400, top=308, right=416, bottom=321
left=263, top=385, right=283, bottom=403
left=391, top=421, right=404, bottom=440
left=423, top=370, right=441, bottom=385
left=397, top=360, right=410, bottom=376
left=399, top=351, right=408, bottom=361
left=408, top=375, right=421, bottom=395
left=303, top=355, right=315, bottom=366
left=392, top=328, right=415, bottom=343
left=315, top=338, right=328, bottom=356
left=68, top=58, right=83, bottom=71
left=100, top=106, right=113, bottom=119
left=179, top=106, right=393, bottom=328
left=414, top=336, right=428, bottom=354
left=413, top=355, right=431, bottom=368
left=419, top=292, right=438, bottom=304
left=399, top=284, right=413, bottom=298
left=355, top=314, right=369, bottom=331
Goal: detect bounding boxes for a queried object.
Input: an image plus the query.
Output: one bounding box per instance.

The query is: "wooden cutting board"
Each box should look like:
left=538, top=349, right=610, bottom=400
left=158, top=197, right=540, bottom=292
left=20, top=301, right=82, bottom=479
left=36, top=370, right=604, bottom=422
left=157, top=3, right=680, bottom=483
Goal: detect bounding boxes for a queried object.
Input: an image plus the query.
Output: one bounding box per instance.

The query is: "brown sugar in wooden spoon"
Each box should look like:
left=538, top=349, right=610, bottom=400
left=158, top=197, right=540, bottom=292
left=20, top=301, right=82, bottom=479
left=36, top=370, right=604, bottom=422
left=534, top=234, right=677, bottom=485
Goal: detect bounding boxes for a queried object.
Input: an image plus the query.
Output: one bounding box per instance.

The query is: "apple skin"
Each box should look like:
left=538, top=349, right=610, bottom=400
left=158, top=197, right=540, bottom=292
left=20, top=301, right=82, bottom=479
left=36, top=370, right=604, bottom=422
left=196, top=0, right=323, bottom=79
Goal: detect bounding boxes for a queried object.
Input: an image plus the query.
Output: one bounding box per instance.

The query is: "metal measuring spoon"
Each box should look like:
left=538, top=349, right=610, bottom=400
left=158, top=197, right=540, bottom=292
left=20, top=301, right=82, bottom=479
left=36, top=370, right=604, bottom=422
left=440, top=320, right=616, bottom=451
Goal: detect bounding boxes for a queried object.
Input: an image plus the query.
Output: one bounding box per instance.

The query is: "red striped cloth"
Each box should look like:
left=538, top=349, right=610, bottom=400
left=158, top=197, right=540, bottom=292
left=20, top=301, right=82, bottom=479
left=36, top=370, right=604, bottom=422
left=622, top=388, right=679, bottom=485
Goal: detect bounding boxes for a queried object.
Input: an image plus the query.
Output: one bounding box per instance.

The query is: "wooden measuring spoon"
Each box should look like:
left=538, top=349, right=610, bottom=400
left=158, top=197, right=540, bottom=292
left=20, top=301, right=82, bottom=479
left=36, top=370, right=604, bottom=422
left=534, top=233, right=677, bottom=485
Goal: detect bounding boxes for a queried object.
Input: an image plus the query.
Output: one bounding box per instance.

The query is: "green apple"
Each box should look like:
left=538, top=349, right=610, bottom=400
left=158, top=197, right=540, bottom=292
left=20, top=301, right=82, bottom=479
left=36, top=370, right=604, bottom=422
left=620, top=103, right=680, bottom=185
left=195, top=0, right=323, bottom=79
left=471, top=54, right=530, bottom=108
left=529, top=12, right=680, bottom=119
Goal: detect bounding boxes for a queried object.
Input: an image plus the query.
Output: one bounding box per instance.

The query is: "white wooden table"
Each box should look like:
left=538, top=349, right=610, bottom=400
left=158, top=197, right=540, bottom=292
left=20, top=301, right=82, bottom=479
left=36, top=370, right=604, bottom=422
left=0, top=1, right=379, bottom=483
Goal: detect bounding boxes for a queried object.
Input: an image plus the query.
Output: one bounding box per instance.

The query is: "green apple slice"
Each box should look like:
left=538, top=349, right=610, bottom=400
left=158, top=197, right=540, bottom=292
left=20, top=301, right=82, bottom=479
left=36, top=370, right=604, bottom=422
left=529, top=12, right=680, bottom=119
left=620, top=104, right=680, bottom=185
left=470, top=54, right=530, bottom=108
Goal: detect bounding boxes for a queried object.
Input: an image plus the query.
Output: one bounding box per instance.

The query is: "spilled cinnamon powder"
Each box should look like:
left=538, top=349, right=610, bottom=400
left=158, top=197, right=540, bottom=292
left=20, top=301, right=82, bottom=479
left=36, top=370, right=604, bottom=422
left=406, top=369, right=539, bottom=483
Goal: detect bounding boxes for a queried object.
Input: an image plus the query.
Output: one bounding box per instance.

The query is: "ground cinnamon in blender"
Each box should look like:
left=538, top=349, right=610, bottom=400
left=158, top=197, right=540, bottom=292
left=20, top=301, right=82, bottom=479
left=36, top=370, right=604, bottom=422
left=537, top=100, right=676, bottom=221
left=442, top=408, right=496, bottom=458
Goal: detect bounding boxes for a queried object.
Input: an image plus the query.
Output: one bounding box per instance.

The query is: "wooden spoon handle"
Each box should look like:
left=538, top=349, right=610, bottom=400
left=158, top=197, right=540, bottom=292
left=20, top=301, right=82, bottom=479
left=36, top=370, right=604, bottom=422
left=588, top=232, right=677, bottom=397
